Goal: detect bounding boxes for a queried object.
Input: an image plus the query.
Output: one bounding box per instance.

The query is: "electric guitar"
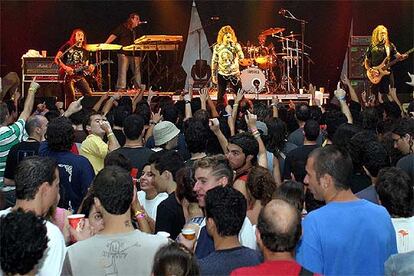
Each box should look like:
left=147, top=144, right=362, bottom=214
left=59, top=59, right=113, bottom=82
left=367, top=47, right=414, bottom=84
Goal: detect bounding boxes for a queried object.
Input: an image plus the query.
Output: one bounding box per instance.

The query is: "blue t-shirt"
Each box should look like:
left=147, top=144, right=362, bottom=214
left=199, top=246, right=261, bottom=276
left=296, top=199, right=397, bottom=276
left=195, top=226, right=215, bottom=259
left=39, top=142, right=95, bottom=212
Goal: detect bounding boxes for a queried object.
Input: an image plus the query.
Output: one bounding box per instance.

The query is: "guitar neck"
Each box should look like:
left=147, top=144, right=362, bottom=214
left=386, top=47, right=414, bottom=69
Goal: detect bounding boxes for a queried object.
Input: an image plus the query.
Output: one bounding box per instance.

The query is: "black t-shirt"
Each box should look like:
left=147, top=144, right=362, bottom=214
left=112, top=146, right=153, bottom=177
left=283, top=144, right=319, bottom=182
left=365, top=42, right=398, bottom=67
left=112, top=129, right=126, bottom=147
left=111, top=24, right=144, bottom=56
left=4, top=141, right=40, bottom=180
left=155, top=192, right=185, bottom=240
left=58, top=43, right=89, bottom=66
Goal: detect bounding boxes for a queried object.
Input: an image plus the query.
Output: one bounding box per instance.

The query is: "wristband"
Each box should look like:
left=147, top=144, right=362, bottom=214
left=253, top=132, right=261, bottom=139
left=185, top=100, right=191, bottom=104
left=337, top=95, right=346, bottom=101
left=233, top=103, right=239, bottom=107
left=107, top=132, right=115, bottom=138
left=250, top=128, right=258, bottom=133
left=135, top=210, right=146, bottom=219
left=149, top=120, right=157, bottom=125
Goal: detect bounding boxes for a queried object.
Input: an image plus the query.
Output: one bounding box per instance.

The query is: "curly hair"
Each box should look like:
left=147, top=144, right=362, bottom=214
left=371, top=25, right=389, bottom=47
left=93, top=166, right=134, bottom=215
left=246, top=166, right=276, bottom=206
left=376, top=167, right=413, bottom=218
left=257, top=199, right=301, bottom=252
left=46, top=116, right=74, bottom=151
left=0, top=210, right=48, bottom=275
left=152, top=242, right=199, bottom=276
left=205, top=186, right=246, bottom=236
left=216, top=25, right=237, bottom=44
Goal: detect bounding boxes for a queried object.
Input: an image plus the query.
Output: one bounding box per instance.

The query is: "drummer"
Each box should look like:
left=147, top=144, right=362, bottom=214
left=105, top=12, right=145, bottom=91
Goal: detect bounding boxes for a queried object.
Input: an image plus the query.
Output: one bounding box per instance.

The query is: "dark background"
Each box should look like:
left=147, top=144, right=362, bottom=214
left=1, top=0, right=413, bottom=94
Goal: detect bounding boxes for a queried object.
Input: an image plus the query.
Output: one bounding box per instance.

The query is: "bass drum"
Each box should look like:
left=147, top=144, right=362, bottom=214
left=240, top=68, right=266, bottom=93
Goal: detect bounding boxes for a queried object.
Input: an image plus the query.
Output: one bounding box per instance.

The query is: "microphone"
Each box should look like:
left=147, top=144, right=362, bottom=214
left=139, top=21, right=148, bottom=24
left=210, top=16, right=220, bottom=21
left=278, top=8, right=286, bottom=16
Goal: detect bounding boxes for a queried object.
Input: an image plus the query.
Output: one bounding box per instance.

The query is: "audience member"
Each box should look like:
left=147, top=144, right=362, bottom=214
left=198, top=186, right=261, bottom=275
left=232, top=199, right=319, bottom=276
left=3, top=115, right=48, bottom=187
left=150, top=150, right=185, bottom=239
left=376, top=167, right=414, bottom=253
left=39, top=116, right=95, bottom=212
left=0, top=79, right=38, bottom=206
left=287, top=103, right=323, bottom=146
left=284, top=119, right=320, bottom=182
left=0, top=210, right=49, bottom=276
left=245, top=165, right=277, bottom=225
left=392, top=118, right=414, bottom=185
left=62, top=166, right=168, bottom=275
left=113, top=114, right=153, bottom=177
left=138, top=164, right=168, bottom=220
left=0, top=156, right=66, bottom=275
left=296, top=145, right=397, bottom=275
left=152, top=242, right=200, bottom=276
left=80, top=111, right=120, bottom=174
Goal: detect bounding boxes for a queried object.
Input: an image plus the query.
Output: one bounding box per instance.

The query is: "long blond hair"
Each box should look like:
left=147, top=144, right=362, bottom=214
left=216, top=25, right=238, bottom=44
left=371, top=25, right=389, bottom=47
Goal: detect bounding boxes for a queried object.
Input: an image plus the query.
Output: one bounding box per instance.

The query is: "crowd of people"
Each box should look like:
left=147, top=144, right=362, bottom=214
left=0, top=61, right=413, bottom=276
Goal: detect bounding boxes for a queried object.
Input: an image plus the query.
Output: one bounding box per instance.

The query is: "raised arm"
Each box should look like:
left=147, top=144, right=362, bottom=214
left=209, top=118, right=228, bottom=154
left=334, top=82, right=353, bottom=124
left=245, top=110, right=267, bottom=169
left=341, top=74, right=359, bottom=103
left=18, top=79, right=39, bottom=121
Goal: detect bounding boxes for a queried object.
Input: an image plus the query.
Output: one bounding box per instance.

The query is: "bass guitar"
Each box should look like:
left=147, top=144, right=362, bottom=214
left=59, top=59, right=113, bottom=82
left=367, top=47, right=413, bottom=84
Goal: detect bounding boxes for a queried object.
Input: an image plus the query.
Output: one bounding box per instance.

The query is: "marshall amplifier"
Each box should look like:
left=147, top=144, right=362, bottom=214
left=22, top=57, right=59, bottom=75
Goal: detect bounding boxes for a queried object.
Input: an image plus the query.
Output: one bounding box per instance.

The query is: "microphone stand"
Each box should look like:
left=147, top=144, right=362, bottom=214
left=282, top=10, right=307, bottom=89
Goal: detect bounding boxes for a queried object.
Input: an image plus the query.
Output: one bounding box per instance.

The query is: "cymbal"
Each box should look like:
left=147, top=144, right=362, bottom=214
left=261, top=27, right=286, bottom=36
left=86, top=43, right=122, bottom=51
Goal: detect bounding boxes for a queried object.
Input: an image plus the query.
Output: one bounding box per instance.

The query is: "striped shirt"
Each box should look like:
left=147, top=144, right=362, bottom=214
left=0, top=119, right=25, bottom=187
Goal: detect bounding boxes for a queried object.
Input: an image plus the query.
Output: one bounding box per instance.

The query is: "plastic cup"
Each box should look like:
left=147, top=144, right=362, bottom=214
left=68, top=214, right=85, bottom=230
left=157, top=231, right=170, bottom=238
left=181, top=228, right=196, bottom=240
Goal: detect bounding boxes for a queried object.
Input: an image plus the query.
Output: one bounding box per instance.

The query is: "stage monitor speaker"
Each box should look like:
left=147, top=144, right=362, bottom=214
left=348, top=46, right=368, bottom=79
left=349, top=79, right=368, bottom=95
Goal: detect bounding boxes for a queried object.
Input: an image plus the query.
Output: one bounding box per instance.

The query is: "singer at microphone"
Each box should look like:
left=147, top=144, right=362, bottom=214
left=104, top=12, right=144, bottom=91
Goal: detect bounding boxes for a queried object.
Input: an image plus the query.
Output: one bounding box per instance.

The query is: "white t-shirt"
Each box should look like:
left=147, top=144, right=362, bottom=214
left=0, top=208, right=66, bottom=276
left=392, top=216, right=414, bottom=253
left=137, top=191, right=168, bottom=220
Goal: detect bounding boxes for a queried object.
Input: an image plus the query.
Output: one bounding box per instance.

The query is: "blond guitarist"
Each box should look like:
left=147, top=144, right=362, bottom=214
left=364, top=25, right=408, bottom=96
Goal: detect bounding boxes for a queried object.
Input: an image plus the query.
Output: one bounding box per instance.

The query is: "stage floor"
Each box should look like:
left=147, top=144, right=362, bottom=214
left=76, top=91, right=330, bottom=104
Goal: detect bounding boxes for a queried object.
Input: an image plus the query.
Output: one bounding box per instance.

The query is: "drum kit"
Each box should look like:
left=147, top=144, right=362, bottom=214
left=238, top=27, right=311, bottom=94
